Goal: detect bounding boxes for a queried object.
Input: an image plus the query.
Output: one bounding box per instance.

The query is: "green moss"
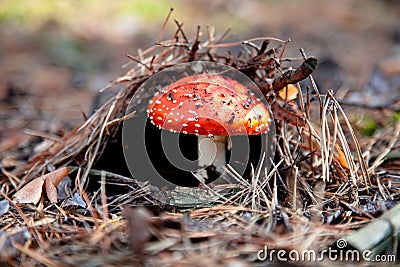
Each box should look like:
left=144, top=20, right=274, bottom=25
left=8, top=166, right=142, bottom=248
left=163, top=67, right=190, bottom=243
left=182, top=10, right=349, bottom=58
left=362, top=118, right=377, bottom=136
left=393, top=112, right=400, bottom=122
left=354, top=114, right=378, bottom=137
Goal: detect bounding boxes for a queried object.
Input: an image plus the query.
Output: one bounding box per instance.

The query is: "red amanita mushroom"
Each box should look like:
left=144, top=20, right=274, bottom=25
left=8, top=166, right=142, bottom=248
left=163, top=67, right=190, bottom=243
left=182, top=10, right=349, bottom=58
left=147, top=74, right=272, bottom=184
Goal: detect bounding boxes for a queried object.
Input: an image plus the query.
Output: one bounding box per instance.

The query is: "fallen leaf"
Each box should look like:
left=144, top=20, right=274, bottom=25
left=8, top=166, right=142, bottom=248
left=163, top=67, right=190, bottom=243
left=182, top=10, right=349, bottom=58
left=64, top=192, right=86, bottom=208
left=0, top=199, right=10, bottom=216
left=334, top=144, right=349, bottom=170
left=13, top=176, right=45, bottom=204
left=123, top=207, right=153, bottom=256
left=45, top=167, right=69, bottom=203
left=14, top=167, right=69, bottom=204
left=57, top=176, right=71, bottom=200
left=277, top=84, right=298, bottom=102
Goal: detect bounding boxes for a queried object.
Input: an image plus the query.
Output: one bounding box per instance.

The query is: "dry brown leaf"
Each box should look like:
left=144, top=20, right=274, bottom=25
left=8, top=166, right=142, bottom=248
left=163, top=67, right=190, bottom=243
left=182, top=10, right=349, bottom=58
left=45, top=167, right=69, bottom=203
left=123, top=207, right=153, bottom=256
left=14, top=167, right=69, bottom=204
left=277, top=84, right=299, bottom=102
left=0, top=199, right=10, bottom=216
left=334, top=144, right=349, bottom=170
left=13, top=176, right=45, bottom=204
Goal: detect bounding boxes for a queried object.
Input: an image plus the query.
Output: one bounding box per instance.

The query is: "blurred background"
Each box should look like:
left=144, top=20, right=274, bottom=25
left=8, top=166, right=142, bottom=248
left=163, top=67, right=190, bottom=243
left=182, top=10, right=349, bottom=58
left=1, top=0, right=400, bottom=148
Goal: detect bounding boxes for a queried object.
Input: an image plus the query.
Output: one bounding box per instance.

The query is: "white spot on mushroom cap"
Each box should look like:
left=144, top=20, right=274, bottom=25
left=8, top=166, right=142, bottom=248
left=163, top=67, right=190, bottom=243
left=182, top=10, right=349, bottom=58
left=188, top=110, right=198, bottom=116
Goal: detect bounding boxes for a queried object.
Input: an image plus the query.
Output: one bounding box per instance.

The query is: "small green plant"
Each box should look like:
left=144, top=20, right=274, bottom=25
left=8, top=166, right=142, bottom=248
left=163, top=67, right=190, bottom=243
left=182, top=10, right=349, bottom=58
left=393, top=111, right=400, bottom=123
left=353, top=114, right=377, bottom=137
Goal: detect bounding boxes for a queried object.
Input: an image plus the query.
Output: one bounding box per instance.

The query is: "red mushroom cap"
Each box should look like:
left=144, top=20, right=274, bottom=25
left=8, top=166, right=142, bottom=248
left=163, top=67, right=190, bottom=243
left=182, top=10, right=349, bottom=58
left=147, top=74, right=271, bottom=136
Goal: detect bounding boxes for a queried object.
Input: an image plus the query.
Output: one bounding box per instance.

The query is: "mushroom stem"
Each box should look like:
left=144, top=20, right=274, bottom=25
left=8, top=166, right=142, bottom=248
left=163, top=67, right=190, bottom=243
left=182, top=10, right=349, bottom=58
left=197, top=135, right=228, bottom=181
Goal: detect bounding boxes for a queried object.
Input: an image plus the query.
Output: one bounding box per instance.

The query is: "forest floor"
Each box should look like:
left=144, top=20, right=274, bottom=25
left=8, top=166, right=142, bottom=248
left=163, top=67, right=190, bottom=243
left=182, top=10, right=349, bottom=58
left=1, top=1, right=400, bottom=266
